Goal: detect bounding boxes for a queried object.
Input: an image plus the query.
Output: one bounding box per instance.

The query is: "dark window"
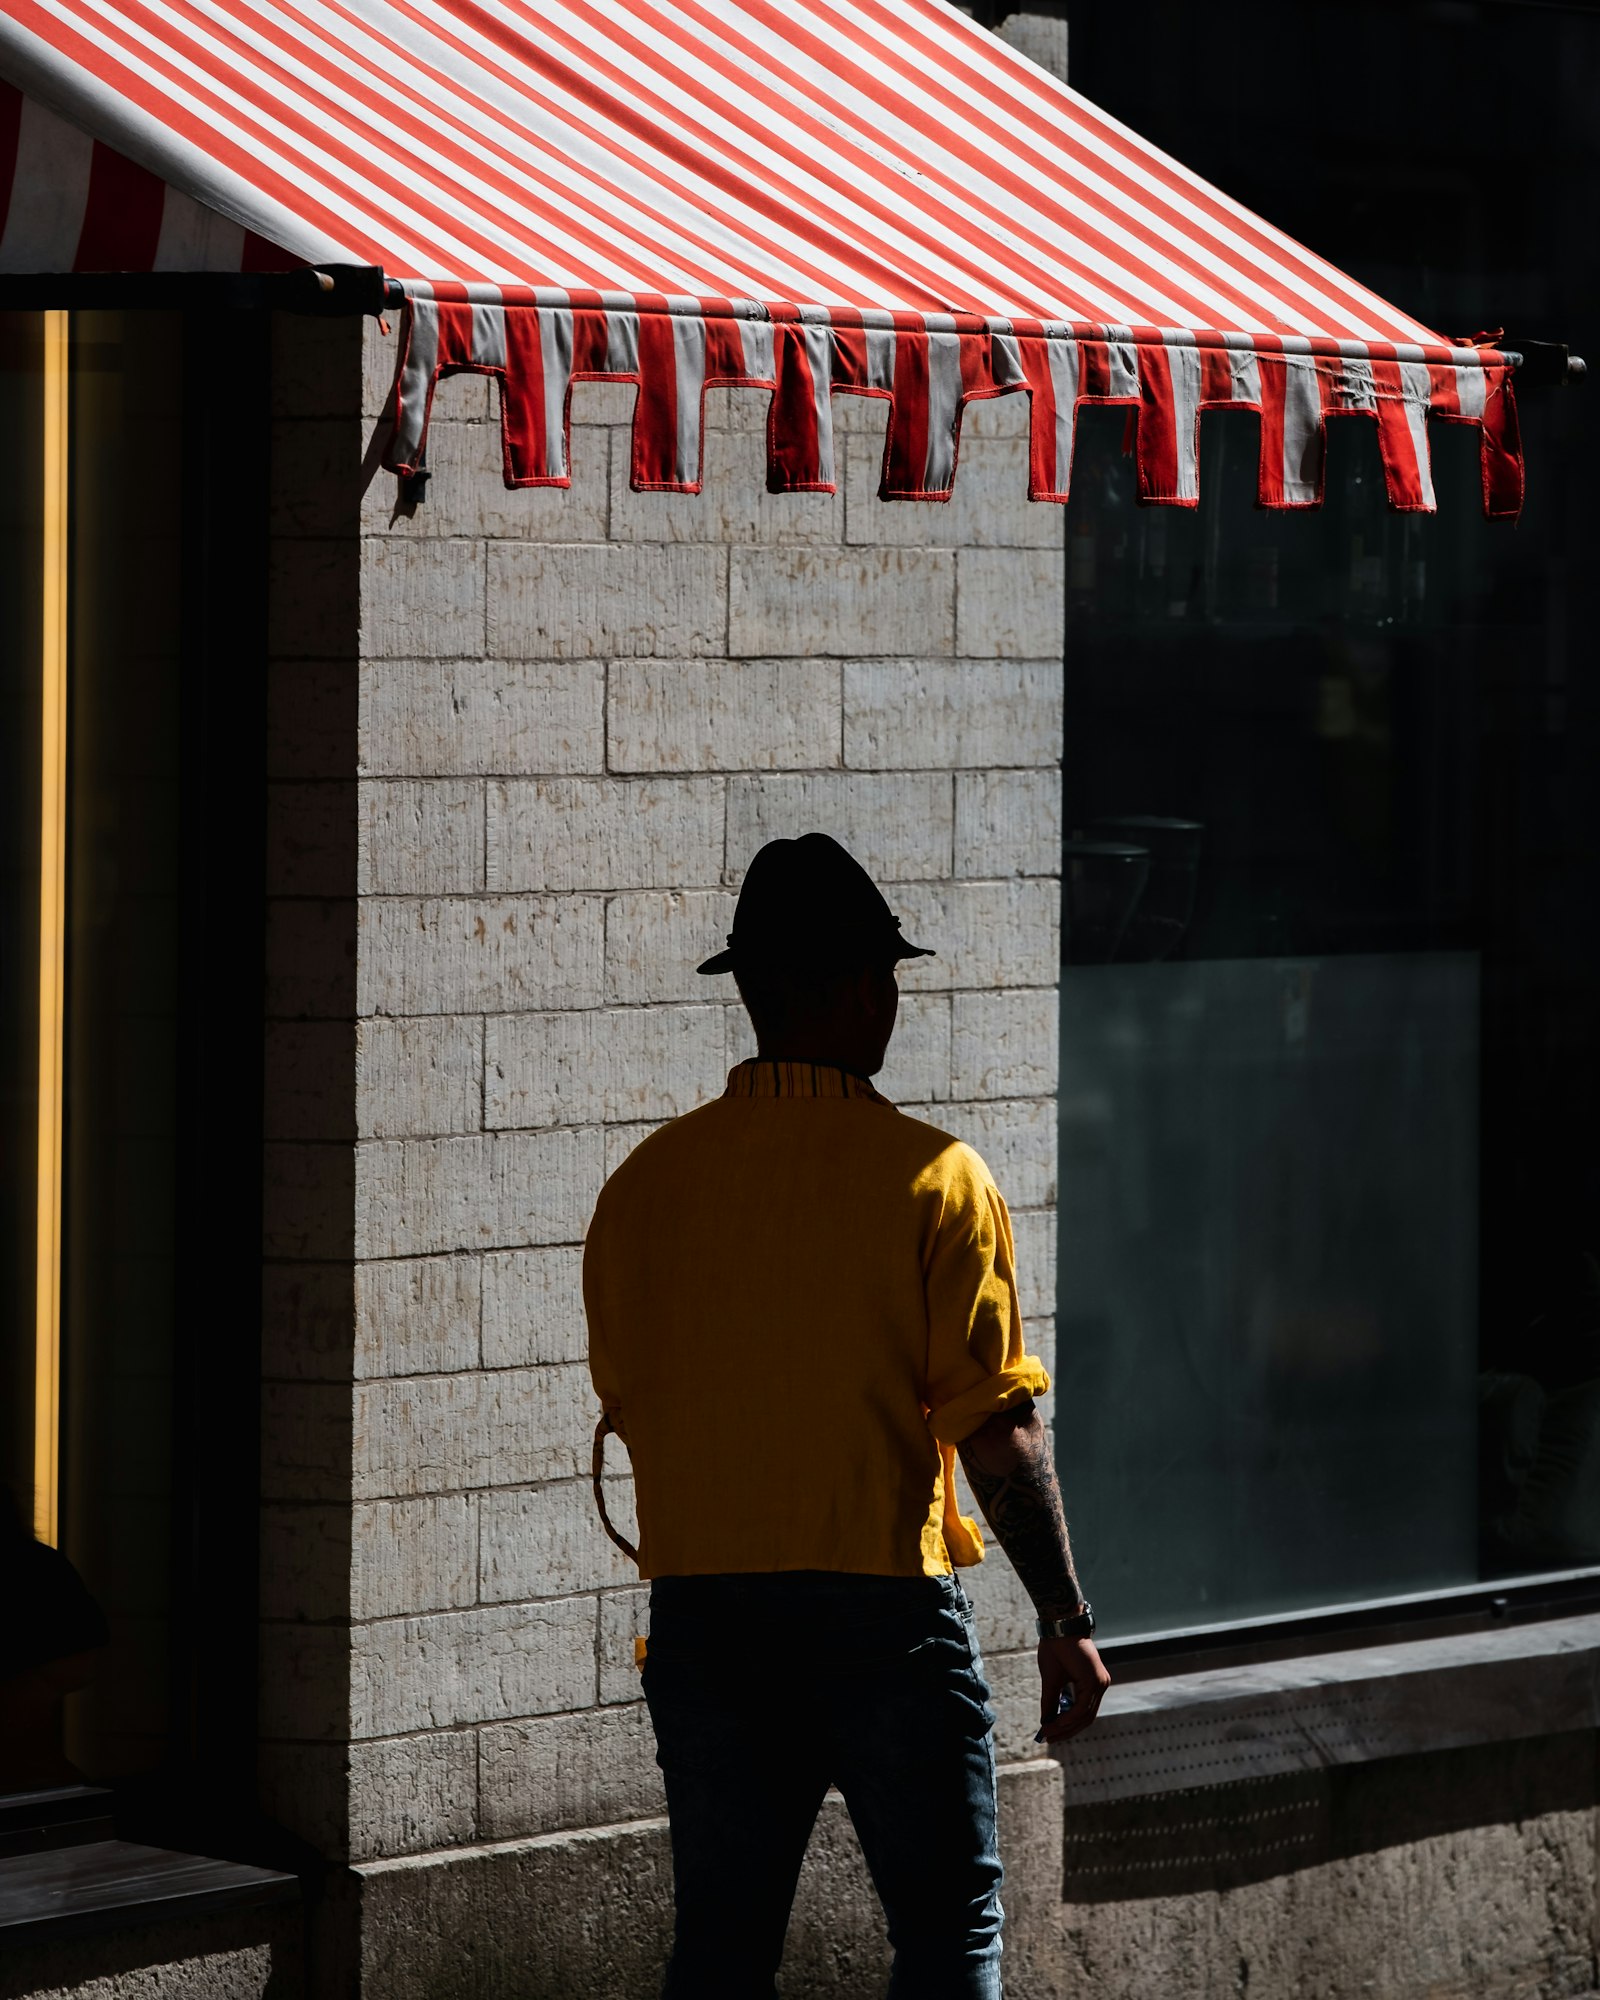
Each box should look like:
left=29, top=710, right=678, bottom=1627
left=1057, top=2, right=1600, bottom=1640
left=1, top=309, right=268, bottom=1816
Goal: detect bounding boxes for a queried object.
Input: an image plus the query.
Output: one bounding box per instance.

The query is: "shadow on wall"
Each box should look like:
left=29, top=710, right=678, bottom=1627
left=1481, top=1254, right=1600, bottom=1575
left=0, top=1491, right=108, bottom=1793
left=1060, top=1731, right=1595, bottom=1903
left=0, top=1904, right=303, bottom=2000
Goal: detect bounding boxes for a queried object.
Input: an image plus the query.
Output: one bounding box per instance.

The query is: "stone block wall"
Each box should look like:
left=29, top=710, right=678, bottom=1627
left=256, top=312, right=1064, bottom=1968
left=343, top=324, right=1065, bottom=1852
left=248, top=314, right=1600, bottom=2000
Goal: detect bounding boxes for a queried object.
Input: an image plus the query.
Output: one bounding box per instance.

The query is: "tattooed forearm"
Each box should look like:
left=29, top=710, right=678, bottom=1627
left=956, top=1400, right=1083, bottom=1619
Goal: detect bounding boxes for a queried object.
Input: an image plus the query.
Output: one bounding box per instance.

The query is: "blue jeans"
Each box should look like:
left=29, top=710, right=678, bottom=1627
left=642, top=1571, right=1004, bottom=1999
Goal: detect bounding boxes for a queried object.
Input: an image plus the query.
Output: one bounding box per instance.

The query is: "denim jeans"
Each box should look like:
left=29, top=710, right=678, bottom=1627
left=642, top=1570, right=1004, bottom=1999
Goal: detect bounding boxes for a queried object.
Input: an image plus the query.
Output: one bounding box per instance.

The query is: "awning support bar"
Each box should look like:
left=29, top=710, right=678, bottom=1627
left=0, top=265, right=388, bottom=316
left=1504, top=340, right=1587, bottom=387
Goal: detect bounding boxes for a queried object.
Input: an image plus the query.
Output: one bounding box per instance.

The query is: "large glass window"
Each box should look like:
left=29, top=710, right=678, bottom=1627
left=2, top=310, right=187, bottom=1785
left=1, top=308, right=268, bottom=1812
left=1058, top=2, right=1600, bottom=1640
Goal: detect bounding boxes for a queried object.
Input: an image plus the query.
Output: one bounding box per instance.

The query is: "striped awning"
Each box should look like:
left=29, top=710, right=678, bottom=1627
left=0, top=0, right=1522, bottom=516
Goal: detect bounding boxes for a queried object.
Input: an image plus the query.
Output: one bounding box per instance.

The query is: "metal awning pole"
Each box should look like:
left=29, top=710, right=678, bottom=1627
left=1503, top=341, right=1587, bottom=385
left=0, top=265, right=388, bottom=315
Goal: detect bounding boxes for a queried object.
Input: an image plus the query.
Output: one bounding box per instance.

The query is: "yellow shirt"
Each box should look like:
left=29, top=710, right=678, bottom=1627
left=583, top=1058, right=1050, bottom=1579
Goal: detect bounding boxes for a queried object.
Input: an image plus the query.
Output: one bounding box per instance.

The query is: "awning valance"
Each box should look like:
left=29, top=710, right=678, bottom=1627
left=0, top=0, right=1522, bottom=516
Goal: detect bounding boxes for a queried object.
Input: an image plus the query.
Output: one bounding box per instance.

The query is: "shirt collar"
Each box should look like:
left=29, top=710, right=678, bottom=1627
left=723, top=1058, right=891, bottom=1105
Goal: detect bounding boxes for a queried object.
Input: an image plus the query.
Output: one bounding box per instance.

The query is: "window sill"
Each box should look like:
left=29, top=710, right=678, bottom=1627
left=1061, top=1610, right=1600, bottom=1803
left=0, top=1789, right=297, bottom=1946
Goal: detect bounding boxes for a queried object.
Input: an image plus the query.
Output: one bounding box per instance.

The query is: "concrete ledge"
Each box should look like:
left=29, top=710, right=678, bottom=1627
left=348, top=1731, right=1600, bottom=2000
left=0, top=1902, right=301, bottom=2000
left=1056, top=1732, right=1597, bottom=1992
left=1064, top=1612, right=1600, bottom=1803
left=354, top=1763, right=1063, bottom=2000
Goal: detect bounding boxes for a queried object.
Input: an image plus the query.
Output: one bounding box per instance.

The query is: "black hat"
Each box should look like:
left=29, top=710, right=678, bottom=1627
left=697, top=833, right=936, bottom=976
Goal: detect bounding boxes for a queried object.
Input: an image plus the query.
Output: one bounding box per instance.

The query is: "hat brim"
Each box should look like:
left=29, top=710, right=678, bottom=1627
left=696, top=939, right=936, bottom=976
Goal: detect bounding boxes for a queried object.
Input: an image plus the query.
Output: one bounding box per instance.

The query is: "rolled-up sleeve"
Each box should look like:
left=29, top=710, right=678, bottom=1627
left=923, top=1147, right=1050, bottom=1446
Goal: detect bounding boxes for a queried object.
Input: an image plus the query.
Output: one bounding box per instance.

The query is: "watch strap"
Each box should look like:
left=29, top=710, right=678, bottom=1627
left=1036, top=1602, right=1095, bottom=1639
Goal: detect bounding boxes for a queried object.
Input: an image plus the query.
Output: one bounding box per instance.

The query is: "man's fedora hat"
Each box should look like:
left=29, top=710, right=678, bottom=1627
left=697, top=833, right=936, bottom=976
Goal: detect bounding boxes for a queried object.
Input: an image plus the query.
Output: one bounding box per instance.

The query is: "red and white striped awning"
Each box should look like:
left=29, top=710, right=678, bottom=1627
left=0, top=0, right=1522, bottom=515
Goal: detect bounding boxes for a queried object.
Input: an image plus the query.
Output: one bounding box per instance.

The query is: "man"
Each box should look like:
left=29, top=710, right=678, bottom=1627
left=584, top=833, right=1108, bottom=1999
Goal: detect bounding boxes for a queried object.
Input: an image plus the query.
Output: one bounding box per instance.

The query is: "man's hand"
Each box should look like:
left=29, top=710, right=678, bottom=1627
left=1036, top=1634, right=1111, bottom=1744
left=956, top=1401, right=1112, bottom=1745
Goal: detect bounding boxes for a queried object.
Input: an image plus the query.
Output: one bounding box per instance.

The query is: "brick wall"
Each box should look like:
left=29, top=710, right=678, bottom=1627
left=255, top=311, right=1062, bottom=1985
left=353, top=322, right=1062, bottom=1845
left=249, top=315, right=1600, bottom=2000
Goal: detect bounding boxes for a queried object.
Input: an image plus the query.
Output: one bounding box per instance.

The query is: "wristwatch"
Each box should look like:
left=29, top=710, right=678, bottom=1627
left=1037, top=1602, right=1095, bottom=1640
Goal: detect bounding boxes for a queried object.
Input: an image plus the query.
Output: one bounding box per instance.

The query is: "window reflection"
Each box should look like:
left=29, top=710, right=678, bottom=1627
left=1059, top=393, right=1600, bottom=1637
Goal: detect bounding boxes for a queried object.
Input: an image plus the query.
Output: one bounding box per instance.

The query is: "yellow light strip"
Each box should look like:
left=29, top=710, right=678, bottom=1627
left=34, top=310, right=68, bottom=1547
